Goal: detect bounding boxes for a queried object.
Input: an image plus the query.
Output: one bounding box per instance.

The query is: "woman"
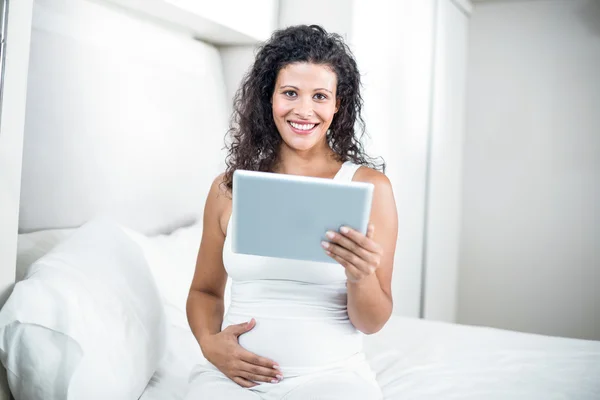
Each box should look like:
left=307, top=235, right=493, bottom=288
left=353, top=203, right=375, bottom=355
left=186, top=25, right=398, bottom=399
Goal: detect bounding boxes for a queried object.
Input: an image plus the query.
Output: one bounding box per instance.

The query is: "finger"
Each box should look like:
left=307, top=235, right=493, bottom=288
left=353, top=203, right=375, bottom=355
left=339, top=226, right=381, bottom=253
left=239, top=350, right=280, bottom=371
left=240, top=361, right=281, bottom=379
left=225, top=318, right=256, bottom=337
left=328, top=252, right=364, bottom=282
left=232, top=376, right=257, bottom=388
left=324, top=231, right=376, bottom=263
left=241, top=370, right=282, bottom=384
left=324, top=242, right=372, bottom=273
left=366, top=224, right=375, bottom=239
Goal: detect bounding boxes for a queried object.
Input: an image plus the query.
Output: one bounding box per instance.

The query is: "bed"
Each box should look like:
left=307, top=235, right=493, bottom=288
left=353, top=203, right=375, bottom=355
left=7, top=225, right=600, bottom=400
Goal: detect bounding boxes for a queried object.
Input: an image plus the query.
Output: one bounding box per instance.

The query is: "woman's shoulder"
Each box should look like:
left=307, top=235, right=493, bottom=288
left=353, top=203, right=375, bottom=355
left=353, top=165, right=391, bottom=189
left=205, top=173, right=232, bottom=236
left=208, top=172, right=230, bottom=197
left=354, top=166, right=397, bottom=219
left=205, top=173, right=232, bottom=213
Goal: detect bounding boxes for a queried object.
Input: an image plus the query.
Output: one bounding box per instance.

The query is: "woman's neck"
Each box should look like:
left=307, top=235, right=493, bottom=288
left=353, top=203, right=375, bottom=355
left=275, top=143, right=341, bottom=179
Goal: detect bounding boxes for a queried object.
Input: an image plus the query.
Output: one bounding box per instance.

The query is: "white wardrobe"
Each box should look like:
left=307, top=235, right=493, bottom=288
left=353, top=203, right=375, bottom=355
left=423, top=0, right=470, bottom=322
left=362, top=0, right=471, bottom=322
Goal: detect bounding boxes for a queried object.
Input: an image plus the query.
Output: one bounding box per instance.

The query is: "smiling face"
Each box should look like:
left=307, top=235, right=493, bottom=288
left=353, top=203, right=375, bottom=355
left=271, top=62, right=339, bottom=154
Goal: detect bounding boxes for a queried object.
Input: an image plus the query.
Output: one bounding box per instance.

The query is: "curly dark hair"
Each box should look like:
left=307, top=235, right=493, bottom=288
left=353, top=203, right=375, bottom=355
left=223, top=24, right=384, bottom=191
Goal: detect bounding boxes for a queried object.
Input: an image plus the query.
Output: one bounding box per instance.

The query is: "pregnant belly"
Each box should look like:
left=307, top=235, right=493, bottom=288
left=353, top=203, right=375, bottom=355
left=222, top=313, right=362, bottom=376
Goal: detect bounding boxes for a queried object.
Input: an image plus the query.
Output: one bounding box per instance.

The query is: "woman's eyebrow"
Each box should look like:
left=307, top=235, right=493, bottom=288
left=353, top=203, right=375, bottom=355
left=279, top=85, right=333, bottom=95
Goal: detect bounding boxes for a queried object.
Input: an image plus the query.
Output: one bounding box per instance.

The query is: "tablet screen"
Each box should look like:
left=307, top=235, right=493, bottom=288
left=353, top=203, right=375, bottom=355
left=232, top=170, right=373, bottom=263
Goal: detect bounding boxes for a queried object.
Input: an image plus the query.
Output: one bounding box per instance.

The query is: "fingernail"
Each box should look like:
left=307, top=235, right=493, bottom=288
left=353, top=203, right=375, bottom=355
left=340, top=226, right=350, bottom=234
left=321, top=241, right=330, bottom=249
left=276, top=374, right=284, bottom=380
left=273, top=365, right=280, bottom=370
left=271, top=379, right=278, bottom=384
left=326, top=231, right=335, bottom=239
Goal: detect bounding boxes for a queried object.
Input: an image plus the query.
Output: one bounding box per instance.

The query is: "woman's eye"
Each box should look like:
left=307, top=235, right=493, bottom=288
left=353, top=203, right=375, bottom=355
left=284, top=91, right=297, bottom=98
left=314, top=93, right=327, bottom=100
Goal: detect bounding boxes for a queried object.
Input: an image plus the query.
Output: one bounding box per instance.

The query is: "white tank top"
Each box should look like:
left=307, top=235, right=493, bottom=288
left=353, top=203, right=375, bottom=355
left=221, top=161, right=364, bottom=377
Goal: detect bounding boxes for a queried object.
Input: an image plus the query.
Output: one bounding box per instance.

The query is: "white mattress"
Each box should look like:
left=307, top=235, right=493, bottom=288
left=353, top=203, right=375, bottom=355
left=142, top=316, right=600, bottom=400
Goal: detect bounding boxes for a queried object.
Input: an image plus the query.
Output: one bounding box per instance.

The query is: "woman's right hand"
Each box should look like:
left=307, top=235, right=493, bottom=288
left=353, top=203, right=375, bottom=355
left=201, top=318, right=283, bottom=388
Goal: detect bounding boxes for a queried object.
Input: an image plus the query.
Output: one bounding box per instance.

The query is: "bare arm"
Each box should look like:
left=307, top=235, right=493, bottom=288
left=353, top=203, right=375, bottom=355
left=186, top=175, right=229, bottom=348
left=186, top=175, right=281, bottom=387
left=324, top=169, right=398, bottom=334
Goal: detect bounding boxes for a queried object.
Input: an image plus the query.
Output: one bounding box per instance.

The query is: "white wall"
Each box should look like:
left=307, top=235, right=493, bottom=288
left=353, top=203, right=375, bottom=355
left=219, top=45, right=258, bottom=117
left=279, top=0, right=354, bottom=40
left=459, top=0, right=600, bottom=340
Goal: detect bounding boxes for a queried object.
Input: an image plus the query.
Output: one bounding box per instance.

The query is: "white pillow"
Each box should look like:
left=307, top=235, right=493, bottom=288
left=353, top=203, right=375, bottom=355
left=123, top=224, right=202, bottom=326
left=16, top=227, right=75, bottom=282
left=15, top=222, right=207, bottom=329
left=0, top=218, right=166, bottom=400
left=124, top=223, right=232, bottom=328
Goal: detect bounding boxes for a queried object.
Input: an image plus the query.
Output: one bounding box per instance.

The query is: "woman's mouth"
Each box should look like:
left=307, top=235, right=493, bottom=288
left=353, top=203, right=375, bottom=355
left=288, top=120, right=319, bottom=135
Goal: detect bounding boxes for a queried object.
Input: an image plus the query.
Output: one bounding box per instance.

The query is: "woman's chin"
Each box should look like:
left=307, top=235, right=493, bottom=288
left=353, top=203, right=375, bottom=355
left=283, top=133, right=325, bottom=152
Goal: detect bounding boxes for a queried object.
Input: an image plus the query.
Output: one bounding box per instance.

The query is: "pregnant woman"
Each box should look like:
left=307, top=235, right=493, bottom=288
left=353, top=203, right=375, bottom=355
left=185, top=24, right=398, bottom=399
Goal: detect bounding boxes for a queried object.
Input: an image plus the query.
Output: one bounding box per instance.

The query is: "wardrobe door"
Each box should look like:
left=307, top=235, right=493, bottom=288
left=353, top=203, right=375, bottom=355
left=0, top=3, right=34, bottom=399
left=384, top=0, right=438, bottom=318
left=423, top=0, right=470, bottom=322
left=0, top=0, right=33, bottom=304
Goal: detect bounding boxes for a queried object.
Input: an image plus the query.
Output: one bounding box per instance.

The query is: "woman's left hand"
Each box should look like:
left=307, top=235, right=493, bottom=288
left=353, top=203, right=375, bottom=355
left=321, top=224, right=383, bottom=283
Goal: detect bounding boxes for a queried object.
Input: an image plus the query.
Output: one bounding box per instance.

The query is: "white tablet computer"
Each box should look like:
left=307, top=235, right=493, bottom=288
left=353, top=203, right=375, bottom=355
left=231, top=169, right=374, bottom=264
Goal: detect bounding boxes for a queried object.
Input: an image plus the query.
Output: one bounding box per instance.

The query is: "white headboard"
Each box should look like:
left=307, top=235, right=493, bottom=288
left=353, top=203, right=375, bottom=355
left=19, top=0, right=229, bottom=234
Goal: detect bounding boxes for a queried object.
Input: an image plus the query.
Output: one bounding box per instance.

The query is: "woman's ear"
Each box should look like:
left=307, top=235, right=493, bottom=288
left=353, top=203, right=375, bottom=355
left=335, top=99, right=340, bottom=113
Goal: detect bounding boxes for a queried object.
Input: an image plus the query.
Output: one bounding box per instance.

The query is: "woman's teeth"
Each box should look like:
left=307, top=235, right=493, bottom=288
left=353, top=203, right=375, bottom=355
left=289, top=121, right=316, bottom=131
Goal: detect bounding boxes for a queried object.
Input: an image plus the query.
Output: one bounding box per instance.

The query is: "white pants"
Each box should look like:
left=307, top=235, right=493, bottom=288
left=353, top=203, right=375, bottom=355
left=185, top=355, right=383, bottom=400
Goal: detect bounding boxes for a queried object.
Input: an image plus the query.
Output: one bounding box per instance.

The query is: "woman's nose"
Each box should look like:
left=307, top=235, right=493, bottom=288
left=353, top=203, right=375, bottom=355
left=294, top=97, right=314, bottom=119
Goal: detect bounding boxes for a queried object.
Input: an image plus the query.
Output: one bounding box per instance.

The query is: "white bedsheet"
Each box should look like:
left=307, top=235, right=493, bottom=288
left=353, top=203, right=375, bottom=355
left=143, top=316, right=600, bottom=400
left=367, top=317, right=600, bottom=400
